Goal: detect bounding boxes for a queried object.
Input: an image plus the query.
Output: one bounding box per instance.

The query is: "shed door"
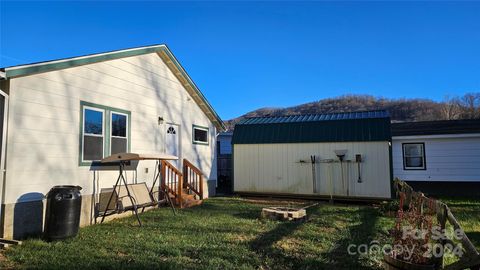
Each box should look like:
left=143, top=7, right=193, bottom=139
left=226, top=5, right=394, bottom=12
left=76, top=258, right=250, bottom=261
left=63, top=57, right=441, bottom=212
left=165, top=123, right=180, bottom=168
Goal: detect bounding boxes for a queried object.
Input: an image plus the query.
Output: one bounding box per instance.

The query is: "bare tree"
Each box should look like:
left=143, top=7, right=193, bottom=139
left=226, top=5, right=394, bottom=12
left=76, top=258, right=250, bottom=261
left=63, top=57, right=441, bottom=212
left=440, top=96, right=462, bottom=120
left=458, top=92, right=480, bottom=119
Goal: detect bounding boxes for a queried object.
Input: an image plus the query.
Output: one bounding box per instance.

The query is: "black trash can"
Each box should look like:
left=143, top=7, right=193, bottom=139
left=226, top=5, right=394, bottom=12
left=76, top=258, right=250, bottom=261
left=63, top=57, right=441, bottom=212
left=44, top=185, right=82, bottom=241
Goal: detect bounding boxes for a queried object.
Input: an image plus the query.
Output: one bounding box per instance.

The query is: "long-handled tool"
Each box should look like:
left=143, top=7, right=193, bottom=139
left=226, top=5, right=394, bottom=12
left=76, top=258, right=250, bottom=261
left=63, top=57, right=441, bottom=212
left=356, top=154, right=362, bottom=183
left=328, top=162, right=334, bottom=204
left=310, top=155, right=317, bottom=193
left=334, top=150, right=348, bottom=196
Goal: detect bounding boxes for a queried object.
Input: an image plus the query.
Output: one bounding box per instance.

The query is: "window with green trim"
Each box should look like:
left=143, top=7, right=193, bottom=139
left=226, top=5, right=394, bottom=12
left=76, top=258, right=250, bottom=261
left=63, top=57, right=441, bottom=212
left=192, top=125, right=209, bottom=145
left=80, top=101, right=131, bottom=165
left=111, top=112, right=128, bottom=154
left=83, top=107, right=104, bottom=161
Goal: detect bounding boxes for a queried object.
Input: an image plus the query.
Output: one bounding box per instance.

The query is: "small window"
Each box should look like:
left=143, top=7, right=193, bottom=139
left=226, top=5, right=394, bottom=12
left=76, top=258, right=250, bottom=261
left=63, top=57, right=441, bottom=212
left=402, top=143, right=426, bottom=170
left=83, top=108, right=104, bottom=161
left=192, top=125, right=209, bottom=145
left=167, top=126, right=176, bottom=134
left=111, top=112, right=128, bottom=154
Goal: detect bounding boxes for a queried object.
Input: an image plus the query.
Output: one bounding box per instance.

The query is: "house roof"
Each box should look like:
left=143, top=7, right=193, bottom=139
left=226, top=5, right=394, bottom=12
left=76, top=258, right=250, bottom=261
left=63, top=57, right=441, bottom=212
left=0, top=44, right=225, bottom=131
left=232, top=110, right=391, bottom=144
left=391, top=119, right=480, bottom=136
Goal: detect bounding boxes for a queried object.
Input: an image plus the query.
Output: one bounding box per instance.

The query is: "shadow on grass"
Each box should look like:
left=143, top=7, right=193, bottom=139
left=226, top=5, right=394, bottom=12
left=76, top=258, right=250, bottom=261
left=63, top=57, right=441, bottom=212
left=466, top=231, right=480, bottom=250
left=322, top=207, right=381, bottom=269
left=249, top=219, right=305, bottom=267
left=447, top=203, right=480, bottom=208
left=232, top=211, right=260, bottom=220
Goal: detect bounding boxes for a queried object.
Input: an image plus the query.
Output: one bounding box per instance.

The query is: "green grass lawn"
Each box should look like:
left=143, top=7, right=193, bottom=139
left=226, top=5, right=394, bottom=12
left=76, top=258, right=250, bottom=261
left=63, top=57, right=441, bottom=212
left=440, top=197, right=480, bottom=253
left=0, top=197, right=478, bottom=270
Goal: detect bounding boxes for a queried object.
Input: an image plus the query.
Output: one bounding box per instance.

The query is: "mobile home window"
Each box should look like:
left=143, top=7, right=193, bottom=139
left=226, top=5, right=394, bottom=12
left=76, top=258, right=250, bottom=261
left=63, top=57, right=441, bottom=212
left=402, top=143, right=426, bottom=170
left=192, top=125, right=209, bottom=145
left=80, top=101, right=131, bottom=165
left=111, top=112, right=128, bottom=154
left=83, top=108, right=104, bottom=161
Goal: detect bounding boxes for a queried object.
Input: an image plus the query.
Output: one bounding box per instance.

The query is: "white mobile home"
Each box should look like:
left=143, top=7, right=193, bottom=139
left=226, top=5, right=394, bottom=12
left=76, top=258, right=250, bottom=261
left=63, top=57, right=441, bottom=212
left=392, top=119, right=480, bottom=197
left=0, top=44, right=225, bottom=239
left=232, top=111, right=393, bottom=200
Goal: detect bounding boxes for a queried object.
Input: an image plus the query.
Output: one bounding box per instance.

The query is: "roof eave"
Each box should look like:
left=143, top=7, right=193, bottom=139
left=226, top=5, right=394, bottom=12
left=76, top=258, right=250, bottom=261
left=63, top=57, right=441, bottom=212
left=2, top=44, right=225, bottom=131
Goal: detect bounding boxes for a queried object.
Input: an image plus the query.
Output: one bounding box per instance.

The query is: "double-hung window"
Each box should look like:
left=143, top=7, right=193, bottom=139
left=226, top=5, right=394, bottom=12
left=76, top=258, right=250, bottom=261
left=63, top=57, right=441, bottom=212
left=83, top=107, right=105, bottom=161
left=111, top=112, right=128, bottom=154
left=402, top=143, right=426, bottom=170
left=80, top=101, right=131, bottom=165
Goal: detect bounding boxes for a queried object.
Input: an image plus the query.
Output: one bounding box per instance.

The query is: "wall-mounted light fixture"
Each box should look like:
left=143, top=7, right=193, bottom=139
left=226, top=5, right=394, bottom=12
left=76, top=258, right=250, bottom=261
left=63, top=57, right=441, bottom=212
left=158, top=116, right=164, bottom=125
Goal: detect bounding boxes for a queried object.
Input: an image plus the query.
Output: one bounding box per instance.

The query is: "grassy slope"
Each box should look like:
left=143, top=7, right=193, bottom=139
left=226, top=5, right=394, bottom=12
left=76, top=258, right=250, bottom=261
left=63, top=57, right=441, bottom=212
left=1, top=197, right=477, bottom=270
left=1, top=198, right=392, bottom=270
left=441, top=198, right=480, bottom=250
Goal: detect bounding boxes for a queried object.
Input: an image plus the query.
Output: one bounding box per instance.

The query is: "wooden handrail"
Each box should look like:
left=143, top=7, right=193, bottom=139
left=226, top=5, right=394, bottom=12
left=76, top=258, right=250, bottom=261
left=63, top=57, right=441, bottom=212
left=394, top=178, right=480, bottom=270
left=161, top=160, right=183, bottom=208
left=183, top=159, right=204, bottom=199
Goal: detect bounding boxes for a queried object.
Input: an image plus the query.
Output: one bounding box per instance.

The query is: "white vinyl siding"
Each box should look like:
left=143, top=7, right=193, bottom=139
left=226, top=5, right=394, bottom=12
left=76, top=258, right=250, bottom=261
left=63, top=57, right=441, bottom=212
left=5, top=52, right=217, bottom=206
left=393, top=136, right=480, bottom=182
left=218, top=134, right=232, bottom=155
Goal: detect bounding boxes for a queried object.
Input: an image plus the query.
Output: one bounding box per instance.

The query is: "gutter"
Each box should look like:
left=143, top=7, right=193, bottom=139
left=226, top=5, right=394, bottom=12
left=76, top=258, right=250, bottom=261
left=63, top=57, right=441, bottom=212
left=392, top=133, right=480, bottom=140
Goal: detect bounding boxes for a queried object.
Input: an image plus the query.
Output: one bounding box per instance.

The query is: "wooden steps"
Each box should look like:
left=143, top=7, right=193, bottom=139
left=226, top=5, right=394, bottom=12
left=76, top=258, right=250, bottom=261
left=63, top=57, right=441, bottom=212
left=168, top=189, right=202, bottom=208
left=162, top=159, right=205, bottom=209
left=179, top=189, right=202, bottom=208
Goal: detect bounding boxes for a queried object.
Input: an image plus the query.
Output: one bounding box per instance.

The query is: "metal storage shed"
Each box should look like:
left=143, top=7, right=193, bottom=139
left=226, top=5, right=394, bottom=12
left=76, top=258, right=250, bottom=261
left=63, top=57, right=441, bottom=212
left=232, top=110, right=393, bottom=200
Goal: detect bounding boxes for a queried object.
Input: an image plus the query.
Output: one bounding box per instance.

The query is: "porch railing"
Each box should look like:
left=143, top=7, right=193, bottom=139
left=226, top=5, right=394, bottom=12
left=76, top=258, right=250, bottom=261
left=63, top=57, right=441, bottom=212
left=161, top=160, right=183, bottom=208
left=183, top=159, right=204, bottom=200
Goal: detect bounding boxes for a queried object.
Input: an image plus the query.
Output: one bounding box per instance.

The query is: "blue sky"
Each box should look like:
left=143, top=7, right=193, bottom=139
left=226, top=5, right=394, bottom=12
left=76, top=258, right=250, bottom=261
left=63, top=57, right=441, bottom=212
left=1, top=1, right=479, bottom=119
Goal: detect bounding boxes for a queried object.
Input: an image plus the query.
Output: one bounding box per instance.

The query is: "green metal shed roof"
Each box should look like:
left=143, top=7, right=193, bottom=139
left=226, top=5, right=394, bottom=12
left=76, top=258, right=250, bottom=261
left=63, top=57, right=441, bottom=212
left=232, top=110, right=391, bottom=144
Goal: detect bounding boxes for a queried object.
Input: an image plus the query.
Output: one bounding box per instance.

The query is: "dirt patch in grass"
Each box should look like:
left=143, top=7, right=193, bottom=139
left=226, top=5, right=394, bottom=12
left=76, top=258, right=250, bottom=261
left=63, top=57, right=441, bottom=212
left=0, top=251, right=16, bottom=269
left=239, top=197, right=314, bottom=207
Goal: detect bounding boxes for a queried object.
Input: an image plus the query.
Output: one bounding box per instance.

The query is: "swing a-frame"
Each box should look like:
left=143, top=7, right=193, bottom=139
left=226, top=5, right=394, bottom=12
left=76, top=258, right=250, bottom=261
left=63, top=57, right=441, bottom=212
left=98, top=152, right=178, bottom=226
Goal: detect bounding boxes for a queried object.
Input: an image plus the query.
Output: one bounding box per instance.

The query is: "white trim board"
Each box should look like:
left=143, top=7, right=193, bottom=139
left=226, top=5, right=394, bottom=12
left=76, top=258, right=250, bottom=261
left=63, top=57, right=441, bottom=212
left=393, top=133, right=480, bottom=140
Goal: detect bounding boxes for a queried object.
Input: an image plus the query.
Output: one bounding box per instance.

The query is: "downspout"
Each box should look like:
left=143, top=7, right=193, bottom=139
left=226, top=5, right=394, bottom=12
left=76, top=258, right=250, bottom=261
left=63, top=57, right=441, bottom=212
left=0, top=79, right=10, bottom=238
left=215, top=131, right=220, bottom=190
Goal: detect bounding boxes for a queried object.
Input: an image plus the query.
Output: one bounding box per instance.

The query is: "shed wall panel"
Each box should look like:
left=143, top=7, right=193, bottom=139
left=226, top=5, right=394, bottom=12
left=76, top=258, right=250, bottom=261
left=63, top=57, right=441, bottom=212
left=234, top=141, right=391, bottom=198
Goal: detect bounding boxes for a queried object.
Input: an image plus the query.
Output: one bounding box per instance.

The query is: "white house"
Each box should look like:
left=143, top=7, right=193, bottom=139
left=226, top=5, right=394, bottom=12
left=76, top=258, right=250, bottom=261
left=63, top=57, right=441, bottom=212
left=392, top=119, right=480, bottom=196
left=0, top=44, right=225, bottom=239
left=217, top=131, right=233, bottom=155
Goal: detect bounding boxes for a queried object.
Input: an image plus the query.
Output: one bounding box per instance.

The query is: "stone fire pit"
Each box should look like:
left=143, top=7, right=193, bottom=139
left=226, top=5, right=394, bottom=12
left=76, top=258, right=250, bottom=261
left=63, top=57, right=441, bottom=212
left=261, top=207, right=307, bottom=221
